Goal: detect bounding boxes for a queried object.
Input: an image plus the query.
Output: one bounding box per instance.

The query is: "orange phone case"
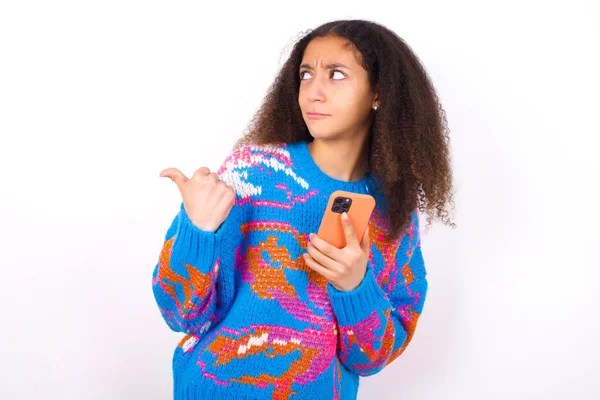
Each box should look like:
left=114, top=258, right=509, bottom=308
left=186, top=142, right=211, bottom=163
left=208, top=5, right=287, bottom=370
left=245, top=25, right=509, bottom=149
left=317, top=190, right=376, bottom=249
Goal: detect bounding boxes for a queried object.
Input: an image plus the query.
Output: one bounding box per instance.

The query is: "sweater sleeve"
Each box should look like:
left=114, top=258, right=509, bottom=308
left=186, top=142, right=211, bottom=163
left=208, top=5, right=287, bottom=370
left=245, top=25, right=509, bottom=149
left=327, top=209, right=428, bottom=376
left=151, top=147, right=251, bottom=336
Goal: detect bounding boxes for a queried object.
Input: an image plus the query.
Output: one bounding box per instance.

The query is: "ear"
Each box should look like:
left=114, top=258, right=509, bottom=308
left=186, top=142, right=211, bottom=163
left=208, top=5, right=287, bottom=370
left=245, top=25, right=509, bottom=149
left=372, top=90, right=380, bottom=109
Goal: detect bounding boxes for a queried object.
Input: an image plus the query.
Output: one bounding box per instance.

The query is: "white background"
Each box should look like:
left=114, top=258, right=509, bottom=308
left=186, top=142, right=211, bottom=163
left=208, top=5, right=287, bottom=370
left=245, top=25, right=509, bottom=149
left=1, top=1, right=599, bottom=399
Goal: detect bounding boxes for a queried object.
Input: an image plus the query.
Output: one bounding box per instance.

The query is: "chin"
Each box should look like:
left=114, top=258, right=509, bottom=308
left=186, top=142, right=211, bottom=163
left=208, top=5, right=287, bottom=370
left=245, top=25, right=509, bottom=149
left=306, top=128, right=344, bottom=141
left=307, top=130, right=331, bottom=140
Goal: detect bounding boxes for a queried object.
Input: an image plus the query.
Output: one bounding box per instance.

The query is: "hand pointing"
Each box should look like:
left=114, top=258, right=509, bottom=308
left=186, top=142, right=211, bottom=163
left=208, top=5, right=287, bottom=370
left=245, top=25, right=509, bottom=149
left=160, top=167, right=236, bottom=233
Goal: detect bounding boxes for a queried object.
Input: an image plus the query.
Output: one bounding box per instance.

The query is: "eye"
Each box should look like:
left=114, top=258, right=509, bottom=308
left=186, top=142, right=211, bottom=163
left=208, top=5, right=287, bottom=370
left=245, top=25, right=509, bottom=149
left=299, top=70, right=346, bottom=81
left=331, top=70, right=345, bottom=80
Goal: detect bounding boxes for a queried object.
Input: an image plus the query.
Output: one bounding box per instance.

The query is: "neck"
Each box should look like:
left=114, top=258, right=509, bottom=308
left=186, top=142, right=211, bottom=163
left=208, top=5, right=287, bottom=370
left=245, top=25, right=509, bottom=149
left=307, top=137, right=371, bottom=182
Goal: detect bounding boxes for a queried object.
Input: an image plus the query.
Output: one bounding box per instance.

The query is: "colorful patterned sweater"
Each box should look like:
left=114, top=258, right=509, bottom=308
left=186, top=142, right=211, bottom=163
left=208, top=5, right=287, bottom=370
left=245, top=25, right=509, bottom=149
left=152, top=140, right=428, bottom=400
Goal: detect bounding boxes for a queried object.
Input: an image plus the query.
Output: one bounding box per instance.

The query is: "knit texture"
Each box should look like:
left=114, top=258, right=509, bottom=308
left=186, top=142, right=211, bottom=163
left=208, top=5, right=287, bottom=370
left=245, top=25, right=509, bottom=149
left=152, top=140, right=428, bottom=400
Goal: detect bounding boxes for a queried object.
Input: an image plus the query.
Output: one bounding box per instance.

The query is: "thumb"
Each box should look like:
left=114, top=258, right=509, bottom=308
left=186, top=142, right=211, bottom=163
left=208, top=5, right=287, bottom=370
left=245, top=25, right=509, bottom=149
left=160, top=168, right=188, bottom=191
left=341, top=212, right=359, bottom=247
left=360, top=223, right=371, bottom=253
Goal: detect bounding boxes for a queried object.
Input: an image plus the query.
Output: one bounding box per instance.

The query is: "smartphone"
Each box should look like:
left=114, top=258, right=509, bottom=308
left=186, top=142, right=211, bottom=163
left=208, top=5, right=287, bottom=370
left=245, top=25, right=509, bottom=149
left=317, top=190, right=376, bottom=249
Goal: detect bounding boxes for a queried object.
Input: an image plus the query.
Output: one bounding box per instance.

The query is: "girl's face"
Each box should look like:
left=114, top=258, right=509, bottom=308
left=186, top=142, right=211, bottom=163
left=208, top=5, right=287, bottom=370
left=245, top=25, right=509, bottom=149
left=298, top=35, right=378, bottom=141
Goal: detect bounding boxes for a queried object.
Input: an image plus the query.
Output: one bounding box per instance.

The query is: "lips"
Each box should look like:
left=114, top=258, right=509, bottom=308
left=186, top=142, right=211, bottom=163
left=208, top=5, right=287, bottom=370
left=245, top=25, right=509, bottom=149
left=306, top=112, right=330, bottom=120
left=307, top=112, right=329, bottom=116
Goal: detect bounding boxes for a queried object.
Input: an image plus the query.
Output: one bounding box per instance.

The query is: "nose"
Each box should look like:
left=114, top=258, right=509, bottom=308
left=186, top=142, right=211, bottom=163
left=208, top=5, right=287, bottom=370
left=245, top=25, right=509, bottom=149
left=305, top=74, right=326, bottom=103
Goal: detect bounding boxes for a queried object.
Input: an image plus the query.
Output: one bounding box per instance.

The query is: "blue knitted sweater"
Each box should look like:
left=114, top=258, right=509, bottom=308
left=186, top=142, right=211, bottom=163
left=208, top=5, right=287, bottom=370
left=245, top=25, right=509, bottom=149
left=152, top=140, right=428, bottom=399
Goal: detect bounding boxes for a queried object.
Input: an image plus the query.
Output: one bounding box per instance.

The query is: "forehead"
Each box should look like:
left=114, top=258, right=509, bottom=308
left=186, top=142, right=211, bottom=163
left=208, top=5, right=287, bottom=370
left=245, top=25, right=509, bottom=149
left=301, top=36, right=360, bottom=66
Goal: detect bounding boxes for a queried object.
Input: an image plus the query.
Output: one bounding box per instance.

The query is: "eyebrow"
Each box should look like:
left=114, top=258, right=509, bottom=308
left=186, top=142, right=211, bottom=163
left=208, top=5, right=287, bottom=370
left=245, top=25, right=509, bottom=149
left=299, top=62, right=351, bottom=70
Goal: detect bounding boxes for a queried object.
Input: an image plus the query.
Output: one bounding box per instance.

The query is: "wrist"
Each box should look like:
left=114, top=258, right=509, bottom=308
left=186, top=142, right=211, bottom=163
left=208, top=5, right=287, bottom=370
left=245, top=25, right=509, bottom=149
left=331, top=268, right=368, bottom=292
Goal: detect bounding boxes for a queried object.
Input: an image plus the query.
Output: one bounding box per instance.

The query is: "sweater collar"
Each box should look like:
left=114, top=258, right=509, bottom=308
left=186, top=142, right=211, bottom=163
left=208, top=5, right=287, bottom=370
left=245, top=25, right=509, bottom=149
left=286, top=140, right=378, bottom=195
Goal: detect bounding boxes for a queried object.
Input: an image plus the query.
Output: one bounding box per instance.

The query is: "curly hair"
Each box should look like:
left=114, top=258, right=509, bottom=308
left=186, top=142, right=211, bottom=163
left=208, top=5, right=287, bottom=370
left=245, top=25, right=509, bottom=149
left=233, top=19, right=456, bottom=240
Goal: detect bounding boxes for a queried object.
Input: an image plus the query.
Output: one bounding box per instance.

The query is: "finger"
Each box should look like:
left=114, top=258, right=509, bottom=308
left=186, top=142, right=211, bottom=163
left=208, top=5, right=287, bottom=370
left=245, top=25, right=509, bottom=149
left=302, top=253, right=334, bottom=281
left=159, top=168, right=189, bottom=189
left=308, top=233, right=341, bottom=259
left=306, top=241, right=338, bottom=270
left=341, top=212, right=358, bottom=248
left=192, top=167, right=211, bottom=179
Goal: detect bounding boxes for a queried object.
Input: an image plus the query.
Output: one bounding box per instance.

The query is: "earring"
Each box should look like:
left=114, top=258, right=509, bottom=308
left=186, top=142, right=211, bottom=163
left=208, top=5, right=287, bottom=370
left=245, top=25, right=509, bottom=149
left=373, top=105, right=378, bottom=111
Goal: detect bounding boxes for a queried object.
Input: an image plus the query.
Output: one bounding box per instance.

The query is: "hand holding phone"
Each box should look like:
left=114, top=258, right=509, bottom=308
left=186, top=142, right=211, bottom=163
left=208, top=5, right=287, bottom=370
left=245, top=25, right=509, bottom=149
left=317, top=190, right=376, bottom=249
